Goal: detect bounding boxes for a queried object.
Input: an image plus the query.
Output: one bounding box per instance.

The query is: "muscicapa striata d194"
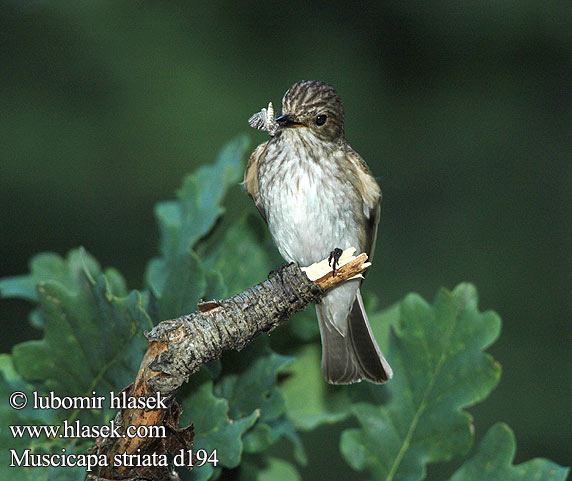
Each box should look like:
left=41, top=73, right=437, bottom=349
left=244, top=80, right=392, bottom=384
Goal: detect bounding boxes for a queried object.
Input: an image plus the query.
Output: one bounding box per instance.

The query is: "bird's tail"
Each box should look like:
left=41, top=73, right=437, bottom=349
left=317, top=289, right=393, bottom=384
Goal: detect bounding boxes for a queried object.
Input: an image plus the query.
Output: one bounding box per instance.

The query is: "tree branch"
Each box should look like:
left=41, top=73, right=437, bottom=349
left=90, top=248, right=370, bottom=481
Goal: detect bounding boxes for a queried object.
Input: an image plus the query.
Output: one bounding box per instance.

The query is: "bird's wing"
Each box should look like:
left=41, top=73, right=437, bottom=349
left=346, top=148, right=382, bottom=262
left=242, top=141, right=269, bottom=222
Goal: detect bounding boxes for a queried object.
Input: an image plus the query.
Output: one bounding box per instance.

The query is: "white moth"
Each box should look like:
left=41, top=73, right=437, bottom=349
left=248, top=102, right=279, bottom=136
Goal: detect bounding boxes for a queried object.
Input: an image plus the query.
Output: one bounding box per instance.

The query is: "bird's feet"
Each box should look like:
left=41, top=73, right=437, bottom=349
left=328, top=248, right=344, bottom=276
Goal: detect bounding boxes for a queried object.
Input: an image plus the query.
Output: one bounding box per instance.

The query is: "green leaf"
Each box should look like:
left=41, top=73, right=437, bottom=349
left=206, top=214, right=272, bottom=295
left=0, top=356, right=40, bottom=476
left=0, top=249, right=113, bottom=303
left=340, top=283, right=502, bottom=481
left=8, top=249, right=151, bottom=408
left=449, top=423, right=569, bottom=481
left=284, top=310, right=320, bottom=342
left=148, top=249, right=208, bottom=320
left=240, top=456, right=302, bottom=481
left=280, top=344, right=350, bottom=430
left=146, top=135, right=249, bottom=319
left=0, top=355, right=50, bottom=425
left=0, top=249, right=124, bottom=330
left=0, top=356, right=87, bottom=481
left=367, top=298, right=400, bottom=353
left=216, top=341, right=292, bottom=424
left=214, top=339, right=305, bottom=461
left=179, top=378, right=259, bottom=481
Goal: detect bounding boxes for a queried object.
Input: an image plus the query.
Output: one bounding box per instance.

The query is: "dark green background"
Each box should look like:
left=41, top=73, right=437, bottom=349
left=1, top=0, right=570, bottom=475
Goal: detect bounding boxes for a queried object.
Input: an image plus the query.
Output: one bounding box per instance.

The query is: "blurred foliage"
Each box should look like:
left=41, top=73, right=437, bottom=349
left=1, top=0, right=570, bottom=476
left=1, top=139, right=568, bottom=480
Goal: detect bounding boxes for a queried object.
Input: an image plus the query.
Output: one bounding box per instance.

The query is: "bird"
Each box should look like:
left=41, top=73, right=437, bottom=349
left=243, top=80, right=392, bottom=384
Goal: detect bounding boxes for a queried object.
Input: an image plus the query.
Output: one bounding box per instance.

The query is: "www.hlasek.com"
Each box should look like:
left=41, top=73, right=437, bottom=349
left=8, top=390, right=218, bottom=472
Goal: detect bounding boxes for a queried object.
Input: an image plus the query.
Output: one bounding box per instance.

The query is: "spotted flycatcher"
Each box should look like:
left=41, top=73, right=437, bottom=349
left=244, top=80, right=392, bottom=384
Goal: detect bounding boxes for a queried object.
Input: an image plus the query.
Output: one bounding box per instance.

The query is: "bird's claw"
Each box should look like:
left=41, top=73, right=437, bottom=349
left=328, top=248, right=344, bottom=276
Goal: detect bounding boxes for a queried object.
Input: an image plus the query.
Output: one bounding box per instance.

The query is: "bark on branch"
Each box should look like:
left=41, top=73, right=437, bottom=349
left=90, top=249, right=370, bottom=481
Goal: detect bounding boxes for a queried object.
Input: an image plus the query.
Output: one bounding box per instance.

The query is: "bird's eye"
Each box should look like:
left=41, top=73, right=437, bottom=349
left=315, top=114, right=327, bottom=126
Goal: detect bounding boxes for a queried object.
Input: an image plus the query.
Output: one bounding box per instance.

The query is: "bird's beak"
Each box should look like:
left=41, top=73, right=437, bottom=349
left=275, top=114, right=304, bottom=128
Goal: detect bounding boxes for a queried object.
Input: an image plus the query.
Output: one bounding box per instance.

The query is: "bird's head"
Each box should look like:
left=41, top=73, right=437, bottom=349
left=276, top=80, right=345, bottom=142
